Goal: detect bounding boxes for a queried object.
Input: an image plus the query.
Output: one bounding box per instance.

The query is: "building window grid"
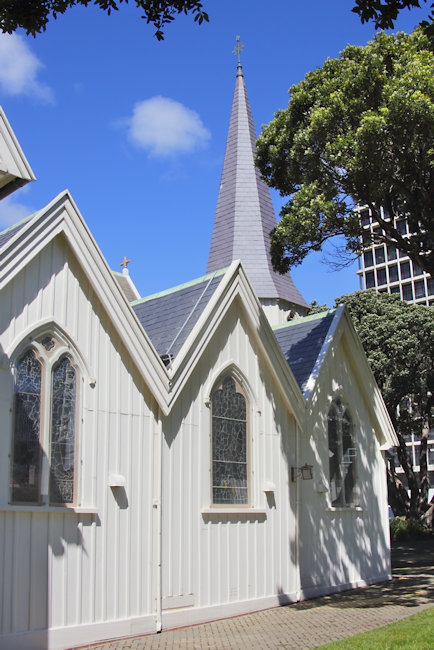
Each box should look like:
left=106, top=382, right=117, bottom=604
left=391, top=401, right=434, bottom=486
left=388, top=264, right=399, bottom=284
left=393, top=431, right=434, bottom=473
left=358, top=209, right=432, bottom=305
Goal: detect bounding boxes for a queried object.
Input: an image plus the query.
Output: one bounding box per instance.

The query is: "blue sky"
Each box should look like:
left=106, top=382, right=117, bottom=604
left=0, top=0, right=430, bottom=307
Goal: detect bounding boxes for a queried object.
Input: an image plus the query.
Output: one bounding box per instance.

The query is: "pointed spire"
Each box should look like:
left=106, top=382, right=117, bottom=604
left=206, top=43, right=307, bottom=313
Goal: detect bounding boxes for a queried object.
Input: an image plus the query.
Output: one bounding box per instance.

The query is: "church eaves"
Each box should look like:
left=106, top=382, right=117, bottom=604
left=206, top=51, right=307, bottom=310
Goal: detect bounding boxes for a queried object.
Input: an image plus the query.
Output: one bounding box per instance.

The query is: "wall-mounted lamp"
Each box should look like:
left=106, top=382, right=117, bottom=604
left=291, top=464, right=313, bottom=482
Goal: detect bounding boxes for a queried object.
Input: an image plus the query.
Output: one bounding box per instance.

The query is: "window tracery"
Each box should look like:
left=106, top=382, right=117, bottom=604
left=12, top=350, right=42, bottom=503
left=10, top=335, right=78, bottom=506
left=328, top=398, right=357, bottom=507
left=211, top=375, right=248, bottom=505
left=50, top=356, right=77, bottom=504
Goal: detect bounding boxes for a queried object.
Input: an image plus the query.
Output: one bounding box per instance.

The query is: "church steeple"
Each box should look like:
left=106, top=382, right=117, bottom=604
left=206, top=40, right=307, bottom=322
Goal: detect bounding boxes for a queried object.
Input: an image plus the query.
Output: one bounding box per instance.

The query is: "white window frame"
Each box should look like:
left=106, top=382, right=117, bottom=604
left=10, top=333, right=80, bottom=507
left=328, top=398, right=358, bottom=508
left=210, top=374, right=250, bottom=508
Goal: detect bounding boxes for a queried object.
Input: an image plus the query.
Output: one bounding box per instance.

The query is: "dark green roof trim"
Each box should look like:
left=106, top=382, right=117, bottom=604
left=272, top=308, right=337, bottom=331
left=131, top=267, right=228, bottom=306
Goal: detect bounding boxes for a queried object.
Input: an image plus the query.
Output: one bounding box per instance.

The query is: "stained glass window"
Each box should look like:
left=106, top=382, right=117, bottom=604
left=11, top=340, right=79, bottom=506
left=50, top=356, right=76, bottom=504
left=342, top=408, right=356, bottom=506
left=328, top=404, right=341, bottom=505
left=211, top=376, right=248, bottom=505
left=328, top=399, right=357, bottom=507
left=12, top=350, right=42, bottom=503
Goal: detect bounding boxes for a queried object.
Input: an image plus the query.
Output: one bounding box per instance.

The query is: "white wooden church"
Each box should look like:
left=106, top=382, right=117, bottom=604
left=0, top=56, right=397, bottom=649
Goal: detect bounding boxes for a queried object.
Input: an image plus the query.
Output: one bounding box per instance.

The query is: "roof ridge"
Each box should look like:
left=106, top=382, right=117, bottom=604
left=272, top=308, right=337, bottom=331
left=131, top=267, right=228, bottom=306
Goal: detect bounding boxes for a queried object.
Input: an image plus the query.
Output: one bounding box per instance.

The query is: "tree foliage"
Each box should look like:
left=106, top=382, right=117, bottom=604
left=352, top=0, right=434, bottom=37
left=325, top=291, right=434, bottom=523
left=0, top=1, right=209, bottom=40
left=0, top=1, right=432, bottom=40
left=256, top=30, right=434, bottom=278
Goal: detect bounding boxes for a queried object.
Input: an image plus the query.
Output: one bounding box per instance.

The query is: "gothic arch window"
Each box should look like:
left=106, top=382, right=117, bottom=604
left=211, top=375, right=249, bottom=505
left=328, top=398, right=357, bottom=507
left=12, top=349, right=42, bottom=503
left=49, top=355, right=77, bottom=504
left=11, top=334, right=79, bottom=506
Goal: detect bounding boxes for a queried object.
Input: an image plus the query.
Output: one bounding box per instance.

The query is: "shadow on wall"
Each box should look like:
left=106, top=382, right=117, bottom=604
left=257, top=341, right=298, bottom=600
left=259, top=322, right=392, bottom=607
left=298, top=346, right=389, bottom=598
left=290, top=540, right=434, bottom=611
left=1, top=343, right=100, bottom=648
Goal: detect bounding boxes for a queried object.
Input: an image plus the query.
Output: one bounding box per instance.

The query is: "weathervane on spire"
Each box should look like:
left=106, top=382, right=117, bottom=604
left=233, top=35, right=244, bottom=66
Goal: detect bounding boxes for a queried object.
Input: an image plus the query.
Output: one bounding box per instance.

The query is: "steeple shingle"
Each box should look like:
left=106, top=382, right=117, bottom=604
left=206, top=61, right=307, bottom=311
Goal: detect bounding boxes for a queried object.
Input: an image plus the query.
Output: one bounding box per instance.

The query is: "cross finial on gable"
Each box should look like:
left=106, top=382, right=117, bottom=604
left=120, top=256, right=131, bottom=269
left=233, top=35, right=244, bottom=66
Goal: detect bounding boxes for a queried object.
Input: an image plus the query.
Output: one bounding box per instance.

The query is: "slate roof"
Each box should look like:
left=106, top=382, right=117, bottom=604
left=132, top=268, right=227, bottom=361
left=132, top=262, right=340, bottom=399
left=0, top=214, right=35, bottom=249
left=206, top=63, right=307, bottom=309
left=273, top=309, right=340, bottom=396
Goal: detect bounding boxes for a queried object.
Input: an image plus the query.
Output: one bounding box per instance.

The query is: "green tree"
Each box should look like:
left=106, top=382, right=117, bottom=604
left=313, top=291, right=434, bottom=525
left=256, top=30, right=434, bottom=278
left=0, top=1, right=209, bottom=40
left=1, top=1, right=432, bottom=40
left=352, top=0, right=433, bottom=36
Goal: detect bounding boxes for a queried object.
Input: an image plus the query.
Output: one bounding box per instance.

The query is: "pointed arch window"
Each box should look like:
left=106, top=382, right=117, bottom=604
left=11, top=336, right=78, bottom=506
left=328, top=398, right=357, bottom=507
left=211, top=376, right=249, bottom=505
left=50, top=356, right=77, bottom=504
left=12, top=350, right=42, bottom=503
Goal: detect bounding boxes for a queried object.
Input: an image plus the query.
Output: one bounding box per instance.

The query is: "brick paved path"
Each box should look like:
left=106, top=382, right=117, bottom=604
left=74, top=539, right=434, bottom=650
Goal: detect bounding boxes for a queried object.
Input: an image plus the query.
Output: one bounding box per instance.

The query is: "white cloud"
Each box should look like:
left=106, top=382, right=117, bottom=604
left=0, top=195, right=34, bottom=229
left=0, top=33, right=54, bottom=103
left=127, top=96, right=210, bottom=156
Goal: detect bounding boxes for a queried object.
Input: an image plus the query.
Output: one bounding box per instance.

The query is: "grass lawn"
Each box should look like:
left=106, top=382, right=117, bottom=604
left=316, top=606, right=434, bottom=649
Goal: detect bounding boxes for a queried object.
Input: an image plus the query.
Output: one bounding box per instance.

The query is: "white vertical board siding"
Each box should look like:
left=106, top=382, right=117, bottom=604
left=161, top=303, right=298, bottom=614
left=0, top=232, right=392, bottom=644
left=299, top=332, right=391, bottom=596
left=0, top=236, right=156, bottom=638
